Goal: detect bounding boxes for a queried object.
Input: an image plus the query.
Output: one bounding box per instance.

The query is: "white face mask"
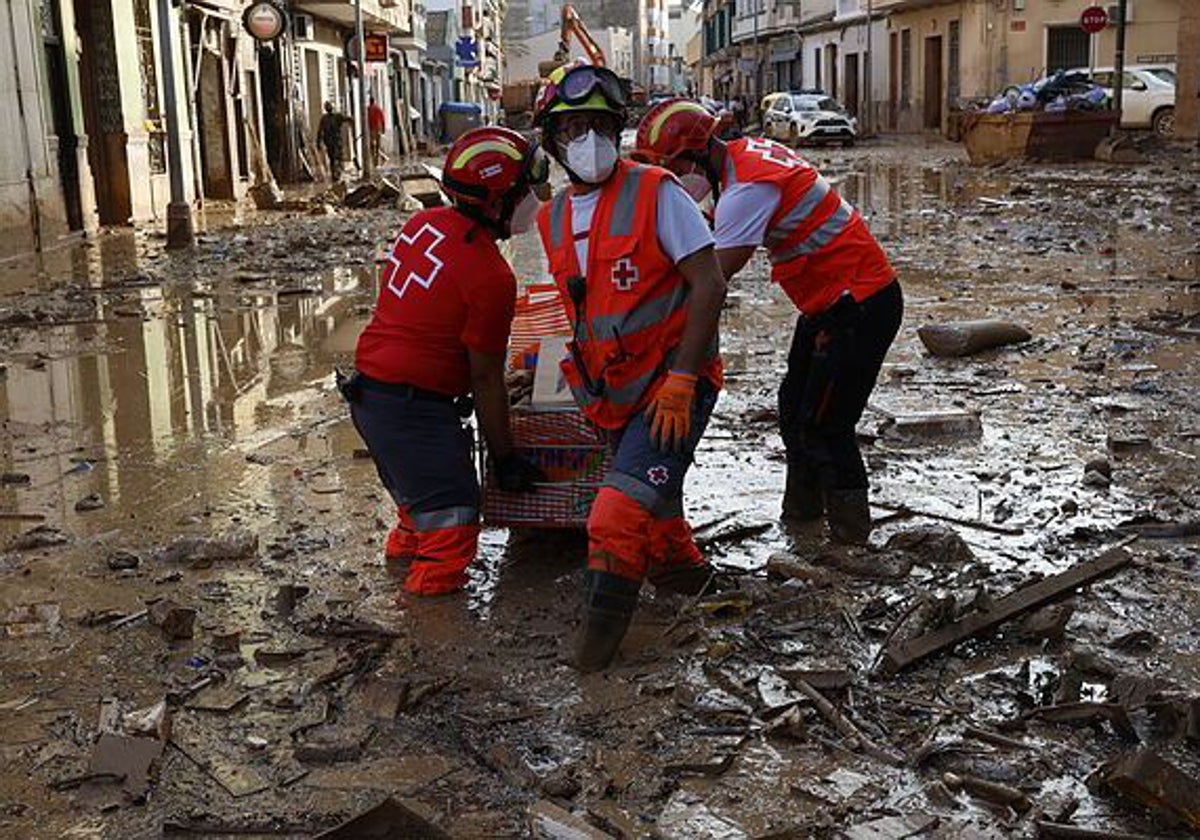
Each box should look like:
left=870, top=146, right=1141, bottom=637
left=508, top=189, right=541, bottom=235
left=679, top=173, right=712, bottom=202
left=563, top=129, right=618, bottom=184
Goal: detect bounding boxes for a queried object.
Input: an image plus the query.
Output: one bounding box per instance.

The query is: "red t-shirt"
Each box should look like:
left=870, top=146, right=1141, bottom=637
left=355, top=207, right=516, bottom=396
left=368, top=103, right=386, bottom=133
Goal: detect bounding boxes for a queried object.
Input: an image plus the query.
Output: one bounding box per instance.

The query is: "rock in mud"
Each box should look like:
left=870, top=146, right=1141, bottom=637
left=316, top=796, right=450, bottom=839
left=7, top=525, right=69, bottom=551
left=157, top=531, right=258, bottom=566
left=1084, top=456, right=1112, bottom=479
left=917, top=319, right=1032, bottom=358
left=2, top=602, right=61, bottom=637
left=1018, top=601, right=1075, bottom=641
left=0, top=472, right=30, bottom=485
left=107, top=550, right=141, bottom=571
left=74, top=493, right=105, bottom=512
left=149, top=600, right=196, bottom=641
left=885, top=525, right=976, bottom=567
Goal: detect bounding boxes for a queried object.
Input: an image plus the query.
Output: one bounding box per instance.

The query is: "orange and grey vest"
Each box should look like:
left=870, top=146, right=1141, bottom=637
left=723, top=137, right=894, bottom=316
left=537, top=160, right=721, bottom=429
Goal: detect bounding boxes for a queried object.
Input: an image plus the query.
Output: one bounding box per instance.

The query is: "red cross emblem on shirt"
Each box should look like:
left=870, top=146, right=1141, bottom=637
left=611, top=258, right=639, bottom=291
left=385, top=222, right=447, bottom=300
left=746, top=137, right=799, bottom=168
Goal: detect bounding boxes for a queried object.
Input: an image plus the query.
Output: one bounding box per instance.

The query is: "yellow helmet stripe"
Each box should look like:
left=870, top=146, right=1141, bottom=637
left=452, top=140, right=523, bottom=168
left=648, top=101, right=708, bottom=145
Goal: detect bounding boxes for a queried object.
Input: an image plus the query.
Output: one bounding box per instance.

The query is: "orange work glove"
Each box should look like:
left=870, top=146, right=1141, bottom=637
left=644, top=370, right=698, bottom=453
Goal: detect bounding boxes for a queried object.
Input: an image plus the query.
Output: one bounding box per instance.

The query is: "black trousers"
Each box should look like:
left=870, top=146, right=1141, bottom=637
left=778, top=281, right=903, bottom=492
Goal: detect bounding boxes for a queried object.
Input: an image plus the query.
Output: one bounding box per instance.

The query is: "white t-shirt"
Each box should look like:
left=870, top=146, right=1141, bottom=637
left=713, top=182, right=781, bottom=249
left=570, top=179, right=715, bottom=268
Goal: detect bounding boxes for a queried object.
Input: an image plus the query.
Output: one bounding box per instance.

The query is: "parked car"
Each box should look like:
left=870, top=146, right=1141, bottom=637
left=762, top=92, right=857, bottom=146
left=1064, top=65, right=1176, bottom=135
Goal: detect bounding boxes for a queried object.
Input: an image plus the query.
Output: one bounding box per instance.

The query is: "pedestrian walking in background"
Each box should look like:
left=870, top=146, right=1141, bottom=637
left=634, top=100, right=903, bottom=545
left=533, top=64, right=728, bottom=671
left=317, top=101, right=352, bottom=180
left=368, top=96, right=387, bottom=166
left=345, top=127, right=548, bottom=595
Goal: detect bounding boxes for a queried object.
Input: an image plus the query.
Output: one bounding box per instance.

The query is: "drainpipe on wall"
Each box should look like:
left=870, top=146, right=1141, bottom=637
left=7, top=0, right=42, bottom=252
left=1111, top=0, right=1127, bottom=130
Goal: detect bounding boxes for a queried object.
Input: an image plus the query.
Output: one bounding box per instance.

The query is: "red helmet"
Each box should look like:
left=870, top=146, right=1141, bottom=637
left=631, top=99, right=719, bottom=166
left=441, top=126, right=549, bottom=207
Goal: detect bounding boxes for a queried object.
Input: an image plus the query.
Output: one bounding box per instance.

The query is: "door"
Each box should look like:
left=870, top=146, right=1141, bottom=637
left=889, top=31, right=899, bottom=129
left=923, top=35, right=943, bottom=131
left=74, top=0, right=133, bottom=225
left=42, top=0, right=83, bottom=231
left=827, top=44, right=839, bottom=99
left=844, top=53, right=860, bottom=118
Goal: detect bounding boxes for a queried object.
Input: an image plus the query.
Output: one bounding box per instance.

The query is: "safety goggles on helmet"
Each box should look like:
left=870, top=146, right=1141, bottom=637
left=555, top=65, right=628, bottom=110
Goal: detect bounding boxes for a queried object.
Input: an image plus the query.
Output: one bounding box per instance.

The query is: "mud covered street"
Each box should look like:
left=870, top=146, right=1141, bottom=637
left=1, top=138, right=1199, bottom=839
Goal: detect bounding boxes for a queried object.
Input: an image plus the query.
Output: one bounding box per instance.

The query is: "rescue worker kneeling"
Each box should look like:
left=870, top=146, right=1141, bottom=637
left=347, top=127, right=546, bottom=596
left=532, top=65, right=728, bottom=671
left=633, top=100, right=903, bottom=545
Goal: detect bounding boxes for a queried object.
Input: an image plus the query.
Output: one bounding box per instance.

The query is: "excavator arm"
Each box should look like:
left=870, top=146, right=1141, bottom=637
left=553, top=4, right=606, bottom=67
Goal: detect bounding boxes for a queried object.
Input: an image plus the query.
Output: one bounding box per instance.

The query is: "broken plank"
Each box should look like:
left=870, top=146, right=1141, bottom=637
left=881, top=547, right=1132, bottom=674
left=529, top=800, right=616, bottom=839
left=872, top=501, right=1024, bottom=536
left=1036, top=822, right=1164, bottom=840
left=1103, top=748, right=1200, bottom=830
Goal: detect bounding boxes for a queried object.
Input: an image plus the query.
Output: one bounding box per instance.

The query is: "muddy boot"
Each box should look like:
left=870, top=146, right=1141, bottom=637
left=826, top=488, right=872, bottom=545
left=650, top=563, right=716, bottom=596
left=574, top=570, right=640, bottom=673
left=781, top=462, right=824, bottom=522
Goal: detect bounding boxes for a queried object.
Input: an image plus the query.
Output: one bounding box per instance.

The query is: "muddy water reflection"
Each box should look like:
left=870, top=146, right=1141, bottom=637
left=1, top=252, right=370, bottom=533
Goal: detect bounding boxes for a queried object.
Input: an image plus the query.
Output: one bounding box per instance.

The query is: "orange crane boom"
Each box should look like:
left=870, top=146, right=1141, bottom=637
left=537, top=4, right=606, bottom=77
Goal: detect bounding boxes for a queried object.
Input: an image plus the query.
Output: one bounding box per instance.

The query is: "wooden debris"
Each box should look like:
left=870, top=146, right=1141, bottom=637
left=149, top=600, right=196, bottom=641
left=1036, top=822, right=1165, bottom=839
left=873, top=501, right=1024, bottom=536
left=1103, top=748, right=1200, bottom=830
left=943, top=772, right=1032, bottom=813
left=316, top=795, right=451, bottom=839
left=844, top=813, right=939, bottom=839
left=792, top=679, right=905, bottom=767
left=881, top=547, right=1133, bottom=673
left=1025, top=702, right=1139, bottom=741
left=529, top=800, right=616, bottom=839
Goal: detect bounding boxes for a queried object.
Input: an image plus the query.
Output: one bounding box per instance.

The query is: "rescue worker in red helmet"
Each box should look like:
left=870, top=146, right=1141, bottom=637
left=632, top=99, right=903, bottom=544
left=345, top=126, right=548, bottom=596
left=532, top=65, right=728, bottom=671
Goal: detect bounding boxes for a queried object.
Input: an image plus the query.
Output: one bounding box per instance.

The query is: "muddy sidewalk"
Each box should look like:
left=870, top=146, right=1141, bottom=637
left=1, top=139, right=1199, bottom=838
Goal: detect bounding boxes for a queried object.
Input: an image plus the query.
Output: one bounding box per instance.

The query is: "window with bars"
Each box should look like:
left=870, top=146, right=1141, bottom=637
left=948, top=19, right=960, bottom=105
left=900, top=28, right=911, bottom=106
left=133, top=0, right=166, bottom=173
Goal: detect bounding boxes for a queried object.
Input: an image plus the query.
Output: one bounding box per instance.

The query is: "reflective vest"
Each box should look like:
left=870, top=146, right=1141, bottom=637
left=723, top=137, right=894, bottom=316
left=537, top=160, right=721, bottom=430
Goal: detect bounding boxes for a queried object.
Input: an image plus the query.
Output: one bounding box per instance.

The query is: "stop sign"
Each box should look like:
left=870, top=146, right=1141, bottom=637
left=1080, top=5, right=1108, bottom=34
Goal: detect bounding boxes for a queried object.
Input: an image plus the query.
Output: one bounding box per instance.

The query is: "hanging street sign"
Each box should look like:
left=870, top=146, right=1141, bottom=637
left=243, top=2, right=286, bottom=42
left=348, top=33, right=390, bottom=63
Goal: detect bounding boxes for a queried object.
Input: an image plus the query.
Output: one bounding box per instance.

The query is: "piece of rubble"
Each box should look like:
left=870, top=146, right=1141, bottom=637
left=1103, top=748, right=1200, bottom=830
left=1026, top=702, right=1138, bottom=741
left=74, top=493, right=105, bottom=512
left=0, top=472, right=30, bottom=485
left=107, top=550, right=141, bottom=571
left=316, top=795, right=451, bottom=839
left=844, top=813, right=939, bottom=839
left=7, top=524, right=69, bottom=551
left=1, top=602, right=61, bottom=637
left=149, top=600, right=196, bottom=641
left=881, top=547, right=1133, bottom=673
left=88, top=733, right=163, bottom=800
left=157, top=531, right=258, bottom=566
left=1018, top=601, right=1075, bottom=641
left=529, top=800, right=615, bottom=839
left=881, top=409, right=983, bottom=440
left=943, top=772, right=1032, bottom=813
left=918, top=320, right=1032, bottom=358
left=885, top=524, right=976, bottom=567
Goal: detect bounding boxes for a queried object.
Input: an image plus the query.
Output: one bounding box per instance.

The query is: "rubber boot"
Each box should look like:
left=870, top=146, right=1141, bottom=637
left=826, top=488, right=872, bottom=545
left=574, top=570, right=641, bottom=673
left=781, top=461, right=824, bottom=522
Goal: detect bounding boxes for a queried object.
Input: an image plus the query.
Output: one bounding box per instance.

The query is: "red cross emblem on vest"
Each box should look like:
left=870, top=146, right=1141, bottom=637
left=746, top=137, right=798, bottom=168
left=385, top=222, right=446, bottom=300
left=611, top=258, right=639, bottom=291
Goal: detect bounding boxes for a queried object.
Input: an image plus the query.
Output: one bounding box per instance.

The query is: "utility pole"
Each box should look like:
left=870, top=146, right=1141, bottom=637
left=157, top=0, right=194, bottom=247
left=752, top=0, right=760, bottom=111
left=1112, top=0, right=1128, bottom=122
left=864, top=0, right=873, bottom=135
left=355, top=0, right=374, bottom=179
